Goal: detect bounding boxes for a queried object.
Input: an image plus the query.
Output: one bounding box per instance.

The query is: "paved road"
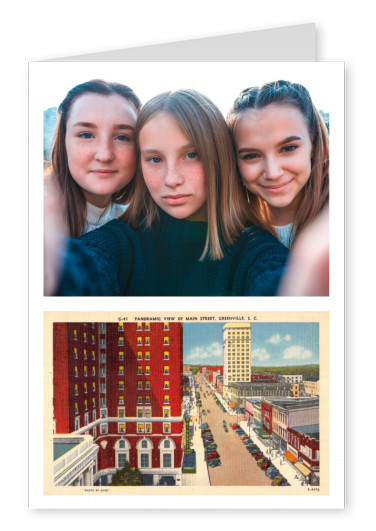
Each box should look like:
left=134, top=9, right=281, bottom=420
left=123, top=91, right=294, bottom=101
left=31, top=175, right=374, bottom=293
left=197, top=379, right=272, bottom=486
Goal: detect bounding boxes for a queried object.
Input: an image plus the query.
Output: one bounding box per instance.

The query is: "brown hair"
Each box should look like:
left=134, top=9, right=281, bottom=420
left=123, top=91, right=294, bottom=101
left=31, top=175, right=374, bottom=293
left=122, top=89, right=251, bottom=260
left=227, top=80, right=329, bottom=245
left=51, top=79, right=141, bottom=237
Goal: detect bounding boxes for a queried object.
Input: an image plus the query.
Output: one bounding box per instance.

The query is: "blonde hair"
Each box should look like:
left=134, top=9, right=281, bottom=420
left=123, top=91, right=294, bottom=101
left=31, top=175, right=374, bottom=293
left=123, top=89, right=251, bottom=260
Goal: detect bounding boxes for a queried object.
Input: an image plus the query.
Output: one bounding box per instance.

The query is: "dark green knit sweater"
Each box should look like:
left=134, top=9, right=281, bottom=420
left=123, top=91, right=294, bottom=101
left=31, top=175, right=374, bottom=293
left=58, top=211, right=289, bottom=296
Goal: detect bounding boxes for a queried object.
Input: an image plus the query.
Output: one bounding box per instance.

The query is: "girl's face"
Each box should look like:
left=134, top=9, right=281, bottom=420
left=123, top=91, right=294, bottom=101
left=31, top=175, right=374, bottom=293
left=65, top=93, right=138, bottom=208
left=234, top=103, right=312, bottom=225
left=139, top=112, right=207, bottom=221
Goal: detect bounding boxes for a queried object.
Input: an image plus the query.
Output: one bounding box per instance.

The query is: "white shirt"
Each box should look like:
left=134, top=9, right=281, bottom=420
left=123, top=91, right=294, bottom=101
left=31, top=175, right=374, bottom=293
left=85, top=202, right=128, bottom=234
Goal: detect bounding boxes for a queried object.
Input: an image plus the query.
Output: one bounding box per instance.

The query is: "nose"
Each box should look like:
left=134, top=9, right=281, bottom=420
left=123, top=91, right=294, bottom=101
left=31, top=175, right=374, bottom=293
left=164, top=161, right=183, bottom=187
left=264, top=156, right=284, bottom=180
left=95, top=136, right=114, bottom=162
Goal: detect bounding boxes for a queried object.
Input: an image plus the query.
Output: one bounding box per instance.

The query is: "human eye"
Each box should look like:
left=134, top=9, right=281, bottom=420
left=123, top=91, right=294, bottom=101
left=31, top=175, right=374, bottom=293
left=240, top=152, right=259, bottom=161
left=116, top=134, right=131, bottom=142
left=78, top=132, right=93, bottom=139
left=148, top=156, right=162, bottom=164
left=281, top=144, right=299, bottom=153
left=185, top=151, right=198, bottom=160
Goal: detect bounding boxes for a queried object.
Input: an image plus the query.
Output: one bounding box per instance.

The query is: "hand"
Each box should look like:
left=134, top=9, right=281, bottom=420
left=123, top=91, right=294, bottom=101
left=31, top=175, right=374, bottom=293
left=44, top=175, right=68, bottom=295
left=279, top=207, right=329, bottom=296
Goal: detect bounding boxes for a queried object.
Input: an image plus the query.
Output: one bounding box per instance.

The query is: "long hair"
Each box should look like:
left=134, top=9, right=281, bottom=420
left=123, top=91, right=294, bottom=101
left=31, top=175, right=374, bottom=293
left=122, top=89, right=251, bottom=260
left=51, top=79, right=141, bottom=237
left=227, top=80, right=329, bottom=244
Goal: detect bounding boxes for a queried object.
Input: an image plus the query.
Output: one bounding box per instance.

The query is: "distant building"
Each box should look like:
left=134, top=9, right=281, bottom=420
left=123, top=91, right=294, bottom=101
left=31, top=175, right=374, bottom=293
left=280, top=374, right=303, bottom=384
left=223, top=323, right=251, bottom=394
left=226, top=381, right=292, bottom=407
left=303, top=379, right=320, bottom=396
left=291, top=383, right=300, bottom=397
left=287, top=424, right=320, bottom=485
left=53, top=321, right=184, bottom=486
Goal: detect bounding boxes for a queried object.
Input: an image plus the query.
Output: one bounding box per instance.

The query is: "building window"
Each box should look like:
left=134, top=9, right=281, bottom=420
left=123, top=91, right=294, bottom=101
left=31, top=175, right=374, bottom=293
left=119, top=365, right=124, bottom=375
left=137, top=323, right=143, bottom=331
left=91, top=335, right=95, bottom=344
left=119, top=395, right=124, bottom=405
left=100, top=383, right=106, bottom=393
left=145, top=381, right=151, bottom=390
left=118, top=423, right=125, bottom=434
left=100, top=353, right=106, bottom=363
left=163, top=366, right=169, bottom=375
left=145, top=366, right=150, bottom=375
left=163, top=408, right=170, bottom=418
left=137, top=423, right=144, bottom=433
left=74, top=402, right=78, bottom=414
left=75, top=417, right=80, bottom=430
left=83, top=349, right=87, bottom=360
left=164, top=395, right=170, bottom=404
left=100, top=408, right=107, bottom=419
left=74, top=348, right=78, bottom=359
left=118, top=453, right=127, bottom=468
left=145, top=322, right=150, bottom=331
left=164, top=381, right=169, bottom=389
left=100, top=323, right=106, bottom=333
left=100, top=398, right=106, bottom=408
left=137, top=381, right=142, bottom=390
left=100, top=423, right=107, bottom=434
left=92, top=398, right=96, bottom=408
left=145, top=423, right=152, bottom=433
left=137, top=337, right=142, bottom=345
left=145, top=351, right=150, bottom=360
left=92, top=351, right=95, bottom=360
left=137, top=351, right=142, bottom=360
left=84, top=383, right=87, bottom=394
left=84, top=412, right=89, bottom=425
left=163, top=351, right=169, bottom=360
left=145, top=336, right=150, bottom=346
left=118, top=381, right=124, bottom=390
left=137, top=408, right=143, bottom=418
left=163, top=423, right=171, bottom=433
left=84, top=366, right=88, bottom=377
left=163, top=336, right=169, bottom=345
left=137, top=366, right=143, bottom=375
left=140, top=454, right=149, bottom=468
left=83, top=332, right=87, bottom=342
left=74, top=384, right=78, bottom=396
left=163, top=454, right=172, bottom=468
left=92, top=366, right=95, bottom=376
left=137, top=396, right=143, bottom=405
left=118, top=323, right=124, bottom=332
left=118, top=337, right=124, bottom=346
left=164, top=322, right=169, bottom=331
left=118, top=407, right=125, bottom=418
left=74, top=329, right=77, bottom=341
left=74, top=366, right=78, bottom=378
left=99, top=338, right=105, bottom=348
left=145, top=408, right=151, bottom=418
left=118, top=351, right=124, bottom=361
left=145, top=395, right=151, bottom=404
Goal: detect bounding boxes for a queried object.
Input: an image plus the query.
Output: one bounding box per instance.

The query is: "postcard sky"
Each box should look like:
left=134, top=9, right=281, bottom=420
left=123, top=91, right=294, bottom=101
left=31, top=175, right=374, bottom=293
left=183, top=322, right=319, bottom=367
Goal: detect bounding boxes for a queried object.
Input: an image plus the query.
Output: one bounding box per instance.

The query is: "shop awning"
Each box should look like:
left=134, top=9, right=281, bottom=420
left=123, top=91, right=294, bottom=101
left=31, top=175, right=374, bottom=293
left=284, top=451, right=297, bottom=463
left=295, top=462, right=311, bottom=476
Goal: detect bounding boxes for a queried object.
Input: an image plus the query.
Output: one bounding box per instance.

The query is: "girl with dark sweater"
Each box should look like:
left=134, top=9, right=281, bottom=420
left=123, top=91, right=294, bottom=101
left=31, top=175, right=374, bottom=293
left=50, top=89, right=289, bottom=296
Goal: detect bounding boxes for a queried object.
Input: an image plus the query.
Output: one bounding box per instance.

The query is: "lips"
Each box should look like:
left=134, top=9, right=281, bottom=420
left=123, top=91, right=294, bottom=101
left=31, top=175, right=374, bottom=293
left=90, top=169, right=118, bottom=178
left=260, top=180, right=293, bottom=193
left=163, top=194, right=192, bottom=205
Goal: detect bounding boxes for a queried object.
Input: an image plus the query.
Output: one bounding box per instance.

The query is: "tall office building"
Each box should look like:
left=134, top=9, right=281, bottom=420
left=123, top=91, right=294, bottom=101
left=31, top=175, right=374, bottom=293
left=53, top=321, right=183, bottom=486
left=223, top=323, right=251, bottom=399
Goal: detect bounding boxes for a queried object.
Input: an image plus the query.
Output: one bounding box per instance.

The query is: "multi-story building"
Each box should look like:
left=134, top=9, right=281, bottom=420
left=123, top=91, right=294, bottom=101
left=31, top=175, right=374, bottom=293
left=287, top=424, right=320, bottom=485
left=303, top=379, right=320, bottom=396
left=53, top=321, right=184, bottom=486
left=226, top=381, right=292, bottom=408
left=223, top=323, right=251, bottom=397
left=280, top=374, right=303, bottom=384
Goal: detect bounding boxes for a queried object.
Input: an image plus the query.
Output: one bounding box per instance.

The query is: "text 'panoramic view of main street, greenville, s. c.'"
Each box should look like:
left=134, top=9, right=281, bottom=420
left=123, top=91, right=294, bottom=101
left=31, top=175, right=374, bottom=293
left=49, top=318, right=323, bottom=492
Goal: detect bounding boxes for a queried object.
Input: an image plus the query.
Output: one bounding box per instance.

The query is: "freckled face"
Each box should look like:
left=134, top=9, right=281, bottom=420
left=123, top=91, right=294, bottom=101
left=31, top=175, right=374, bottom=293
left=65, top=93, right=138, bottom=208
left=139, top=112, right=207, bottom=221
left=234, top=104, right=312, bottom=225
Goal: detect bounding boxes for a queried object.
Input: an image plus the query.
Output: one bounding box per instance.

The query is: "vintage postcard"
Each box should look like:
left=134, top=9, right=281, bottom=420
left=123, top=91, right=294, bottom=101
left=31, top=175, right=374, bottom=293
left=37, top=310, right=341, bottom=509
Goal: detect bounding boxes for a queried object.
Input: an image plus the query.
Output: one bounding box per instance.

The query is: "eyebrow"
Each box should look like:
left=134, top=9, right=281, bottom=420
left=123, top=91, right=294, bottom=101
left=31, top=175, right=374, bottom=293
left=141, top=144, right=196, bottom=155
left=72, top=121, right=134, bottom=130
left=237, top=135, right=302, bottom=154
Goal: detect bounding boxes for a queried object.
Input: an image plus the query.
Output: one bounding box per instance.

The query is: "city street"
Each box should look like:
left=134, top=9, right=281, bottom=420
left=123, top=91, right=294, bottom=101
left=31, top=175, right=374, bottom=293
left=194, top=376, right=272, bottom=486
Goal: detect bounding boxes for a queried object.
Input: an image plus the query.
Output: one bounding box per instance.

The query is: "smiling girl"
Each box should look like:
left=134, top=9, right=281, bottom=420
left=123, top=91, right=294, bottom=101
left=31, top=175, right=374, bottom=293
left=227, top=80, right=329, bottom=248
left=50, top=89, right=289, bottom=296
left=49, top=79, right=141, bottom=237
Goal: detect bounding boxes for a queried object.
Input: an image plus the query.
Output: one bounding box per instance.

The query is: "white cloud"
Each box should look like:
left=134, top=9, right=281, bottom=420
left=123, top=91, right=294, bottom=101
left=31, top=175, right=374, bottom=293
left=252, top=348, right=271, bottom=362
left=283, top=346, right=313, bottom=361
left=284, top=335, right=291, bottom=341
left=186, top=342, right=222, bottom=362
left=266, top=334, right=281, bottom=344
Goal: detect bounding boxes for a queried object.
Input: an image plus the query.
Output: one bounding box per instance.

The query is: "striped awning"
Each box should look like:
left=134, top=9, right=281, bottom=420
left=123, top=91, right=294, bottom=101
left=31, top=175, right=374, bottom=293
left=295, top=462, right=311, bottom=476
left=284, top=451, right=297, bottom=463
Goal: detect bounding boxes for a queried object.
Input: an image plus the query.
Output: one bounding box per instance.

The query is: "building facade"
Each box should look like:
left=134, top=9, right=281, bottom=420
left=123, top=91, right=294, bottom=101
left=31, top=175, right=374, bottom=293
left=53, top=321, right=184, bottom=486
left=223, top=323, right=251, bottom=397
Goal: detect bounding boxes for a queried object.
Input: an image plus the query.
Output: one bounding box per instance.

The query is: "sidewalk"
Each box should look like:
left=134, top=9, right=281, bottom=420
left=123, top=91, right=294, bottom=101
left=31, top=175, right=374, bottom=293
left=238, top=420, right=304, bottom=487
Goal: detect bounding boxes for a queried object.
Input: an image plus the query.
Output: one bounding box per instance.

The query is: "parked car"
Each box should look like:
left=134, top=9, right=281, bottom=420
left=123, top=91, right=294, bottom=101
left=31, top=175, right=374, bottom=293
left=250, top=447, right=260, bottom=455
left=205, top=451, right=220, bottom=460
left=254, top=452, right=264, bottom=460
left=261, top=460, right=272, bottom=470
left=231, top=424, right=240, bottom=430
left=207, top=458, right=221, bottom=468
left=271, top=476, right=285, bottom=486
left=257, top=457, right=268, bottom=466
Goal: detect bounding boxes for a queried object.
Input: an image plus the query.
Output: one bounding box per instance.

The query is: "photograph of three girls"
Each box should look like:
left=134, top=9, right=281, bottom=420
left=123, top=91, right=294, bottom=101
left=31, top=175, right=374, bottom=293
left=44, top=77, right=329, bottom=296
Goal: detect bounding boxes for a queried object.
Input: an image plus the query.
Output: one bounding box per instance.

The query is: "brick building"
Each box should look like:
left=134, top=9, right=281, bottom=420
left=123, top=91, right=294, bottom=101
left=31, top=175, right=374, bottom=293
left=53, top=321, right=184, bottom=486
